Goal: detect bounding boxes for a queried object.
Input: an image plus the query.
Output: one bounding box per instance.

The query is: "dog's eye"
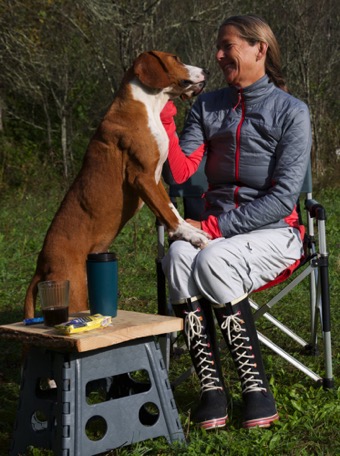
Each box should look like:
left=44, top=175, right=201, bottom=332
left=172, top=55, right=181, bottom=62
left=180, top=80, right=192, bottom=87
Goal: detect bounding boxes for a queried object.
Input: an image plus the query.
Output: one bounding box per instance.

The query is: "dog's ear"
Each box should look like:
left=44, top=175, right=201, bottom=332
left=133, top=51, right=171, bottom=89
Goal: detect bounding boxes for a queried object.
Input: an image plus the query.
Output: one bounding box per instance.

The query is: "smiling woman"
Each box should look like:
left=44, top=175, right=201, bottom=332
left=160, top=14, right=312, bottom=431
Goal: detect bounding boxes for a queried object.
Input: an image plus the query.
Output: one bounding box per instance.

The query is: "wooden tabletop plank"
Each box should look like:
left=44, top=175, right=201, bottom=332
left=0, top=310, right=183, bottom=352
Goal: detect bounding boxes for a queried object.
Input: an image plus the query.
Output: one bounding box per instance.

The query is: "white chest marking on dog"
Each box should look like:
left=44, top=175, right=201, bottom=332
left=130, top=80, right=169, bottom=183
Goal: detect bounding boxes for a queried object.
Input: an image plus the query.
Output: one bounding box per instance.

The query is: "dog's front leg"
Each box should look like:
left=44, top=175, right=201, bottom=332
left=135, top=176, right=210, bottom=248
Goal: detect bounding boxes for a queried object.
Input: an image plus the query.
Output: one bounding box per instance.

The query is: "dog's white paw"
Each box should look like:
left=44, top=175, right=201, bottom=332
left=169, top=220, right=210, bottom=248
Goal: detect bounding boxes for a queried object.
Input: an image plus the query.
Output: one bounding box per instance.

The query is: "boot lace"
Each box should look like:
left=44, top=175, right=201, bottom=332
left=185, top=309, right=222, bottom=393
left=221, top=312, right=266, bottom=394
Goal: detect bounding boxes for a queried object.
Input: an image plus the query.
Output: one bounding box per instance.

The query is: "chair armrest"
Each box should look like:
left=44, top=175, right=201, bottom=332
left=305, top=198, right=327, bottom=221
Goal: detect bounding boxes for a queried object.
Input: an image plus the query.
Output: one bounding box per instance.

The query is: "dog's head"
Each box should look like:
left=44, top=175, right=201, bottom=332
left=133, top=50, right=208, bottom=99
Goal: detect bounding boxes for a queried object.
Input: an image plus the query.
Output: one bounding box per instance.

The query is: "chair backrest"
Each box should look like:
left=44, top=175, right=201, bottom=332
left=301, top=160, right=312, bottom=194
left=168, top=156, right=207, bottom=220
left=169, top=156, right=208, bottom=199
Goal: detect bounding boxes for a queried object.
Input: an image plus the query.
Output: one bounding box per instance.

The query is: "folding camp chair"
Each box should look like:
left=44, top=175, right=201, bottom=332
left=156, top=159, right=334, bottom=389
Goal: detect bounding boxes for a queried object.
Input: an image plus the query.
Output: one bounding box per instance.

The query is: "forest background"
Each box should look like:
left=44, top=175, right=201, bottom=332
left=0, top=1, right=340, bottom=454
left=0, top=0, right=339, bottom=189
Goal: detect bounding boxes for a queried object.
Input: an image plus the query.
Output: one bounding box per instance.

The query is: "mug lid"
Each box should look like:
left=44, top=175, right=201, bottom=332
left=87, top=252, right=117, bottom=262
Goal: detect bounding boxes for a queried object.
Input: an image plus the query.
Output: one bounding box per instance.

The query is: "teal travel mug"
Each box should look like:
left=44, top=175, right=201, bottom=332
left=86, top=252, right=118, bottom=317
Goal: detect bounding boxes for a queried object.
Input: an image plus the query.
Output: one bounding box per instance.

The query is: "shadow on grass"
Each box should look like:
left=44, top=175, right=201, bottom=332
left=0, top=308, right=23, bottom=455
left=0, top=307, right=23, bottom=381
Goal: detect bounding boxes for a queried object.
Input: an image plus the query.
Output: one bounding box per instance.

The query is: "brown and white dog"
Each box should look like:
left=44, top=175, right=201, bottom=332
left=24, top=50, right=210, bottom=318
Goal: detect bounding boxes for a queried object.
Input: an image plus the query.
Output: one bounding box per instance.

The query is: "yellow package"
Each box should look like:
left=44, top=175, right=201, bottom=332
left=54, top=314, right=112, bottom=335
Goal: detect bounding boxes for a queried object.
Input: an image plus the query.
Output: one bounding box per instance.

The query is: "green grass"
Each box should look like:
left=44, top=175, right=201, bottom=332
left=0, top=183, right=339, bottom=455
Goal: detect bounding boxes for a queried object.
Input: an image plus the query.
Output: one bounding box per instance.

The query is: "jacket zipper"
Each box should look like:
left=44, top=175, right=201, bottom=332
left=234, top=89, right=245, bottom=207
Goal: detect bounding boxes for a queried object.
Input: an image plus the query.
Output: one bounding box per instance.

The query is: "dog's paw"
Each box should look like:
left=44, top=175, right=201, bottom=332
left=189, top=232, right=210, bottom=249
left=169, top=221, right=210, bottom=249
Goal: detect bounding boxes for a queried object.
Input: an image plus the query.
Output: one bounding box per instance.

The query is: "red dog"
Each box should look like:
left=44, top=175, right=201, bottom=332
left=24, top=51, right=210, bottom=318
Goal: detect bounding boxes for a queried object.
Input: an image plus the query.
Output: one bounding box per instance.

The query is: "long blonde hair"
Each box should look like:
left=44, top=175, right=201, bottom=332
left=220, top=15, right=287, bottom=92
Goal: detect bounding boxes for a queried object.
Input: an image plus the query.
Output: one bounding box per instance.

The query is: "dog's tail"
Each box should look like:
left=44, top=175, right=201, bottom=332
left=24, top=274, right=41, bottom=319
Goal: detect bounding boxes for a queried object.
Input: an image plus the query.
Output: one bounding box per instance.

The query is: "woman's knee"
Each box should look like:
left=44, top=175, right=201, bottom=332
left=162, top=240, right=199, bottom=276
left=195, top=240, right=229, bottom=275
left=193, top=240, right=246, bottom=303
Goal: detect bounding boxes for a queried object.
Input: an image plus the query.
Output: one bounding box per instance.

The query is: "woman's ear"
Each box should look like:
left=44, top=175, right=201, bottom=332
left=256, top=42, right=268, bottom=61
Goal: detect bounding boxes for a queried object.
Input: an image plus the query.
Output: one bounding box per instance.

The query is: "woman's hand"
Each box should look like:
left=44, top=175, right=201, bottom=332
left=185, top=219, right=202, bottom=230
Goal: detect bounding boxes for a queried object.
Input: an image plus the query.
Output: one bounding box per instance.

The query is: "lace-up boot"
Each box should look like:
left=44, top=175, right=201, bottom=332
left=214, top=295, right=279, bottom=428
left=173, top=297, right=228, bottom=430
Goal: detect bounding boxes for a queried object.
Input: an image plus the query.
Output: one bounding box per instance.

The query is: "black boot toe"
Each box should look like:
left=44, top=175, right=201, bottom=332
left=192, top=389, right=228, bottom=430
left=242, top=390, right=279, bottom=428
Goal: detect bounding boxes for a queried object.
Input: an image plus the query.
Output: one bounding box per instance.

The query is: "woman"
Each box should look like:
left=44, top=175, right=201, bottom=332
left=161, top=15, right=311, bottom=430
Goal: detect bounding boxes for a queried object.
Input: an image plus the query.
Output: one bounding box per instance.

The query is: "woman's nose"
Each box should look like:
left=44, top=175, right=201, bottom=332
left=216, top=49, right=224, bottom=61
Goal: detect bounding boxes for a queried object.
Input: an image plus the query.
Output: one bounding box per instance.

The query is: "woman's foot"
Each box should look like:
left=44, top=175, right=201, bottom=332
left=192, top=389, right=228, bottom=430
left=242, top=390, right=279, bottom=428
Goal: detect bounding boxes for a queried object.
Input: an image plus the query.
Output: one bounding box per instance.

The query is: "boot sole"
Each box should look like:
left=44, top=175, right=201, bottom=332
left=199, top=415, right=228, bottom=430
left=243, top=412, right=279, bottom=429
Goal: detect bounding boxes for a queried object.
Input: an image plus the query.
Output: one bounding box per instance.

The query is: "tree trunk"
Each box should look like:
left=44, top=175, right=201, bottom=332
left=0, top=105, right=3, bottom=132
left=61, top=111, right=68, bottom=178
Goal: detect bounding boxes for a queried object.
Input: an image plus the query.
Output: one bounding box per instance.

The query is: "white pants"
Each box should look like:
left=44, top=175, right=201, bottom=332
left=162, top=228, right=303, bottom=305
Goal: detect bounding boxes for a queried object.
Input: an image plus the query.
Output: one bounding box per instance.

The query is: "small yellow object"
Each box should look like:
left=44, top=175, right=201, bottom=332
left=54, top=314, right=112, bottom=335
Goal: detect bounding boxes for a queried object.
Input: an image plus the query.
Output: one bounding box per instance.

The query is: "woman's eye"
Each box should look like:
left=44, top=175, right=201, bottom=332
left=217, top=43, right=231, bottom=52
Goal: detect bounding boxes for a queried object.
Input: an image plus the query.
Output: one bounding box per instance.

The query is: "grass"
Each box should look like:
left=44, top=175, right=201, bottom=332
left=0, top=181, right=339, bottom=455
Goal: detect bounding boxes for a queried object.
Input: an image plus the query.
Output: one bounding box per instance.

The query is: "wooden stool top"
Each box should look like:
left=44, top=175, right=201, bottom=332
left=0, top=310, right=183, bottom=352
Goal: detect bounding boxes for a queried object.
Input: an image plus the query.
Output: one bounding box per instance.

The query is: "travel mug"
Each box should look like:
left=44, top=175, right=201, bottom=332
left=86, top=252, right=118, bottom=317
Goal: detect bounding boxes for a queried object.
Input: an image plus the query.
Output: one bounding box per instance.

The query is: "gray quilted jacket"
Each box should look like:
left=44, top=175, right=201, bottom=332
left=178, top=74, right=312, bottom=238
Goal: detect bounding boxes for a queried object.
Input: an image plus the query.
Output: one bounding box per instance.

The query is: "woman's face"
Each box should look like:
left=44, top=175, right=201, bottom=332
left=216, top=25, right=266, bottom=88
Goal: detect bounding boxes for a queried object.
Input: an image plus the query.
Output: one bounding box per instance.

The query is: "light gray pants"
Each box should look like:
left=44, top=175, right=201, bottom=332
left=162, top=227, right=303, bottom=305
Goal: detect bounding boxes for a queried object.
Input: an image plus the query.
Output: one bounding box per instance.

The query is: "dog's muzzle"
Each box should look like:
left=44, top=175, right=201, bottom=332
left=180, top=80, right=206, bottom=100
left=180, top=68, right=209, bottom=100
